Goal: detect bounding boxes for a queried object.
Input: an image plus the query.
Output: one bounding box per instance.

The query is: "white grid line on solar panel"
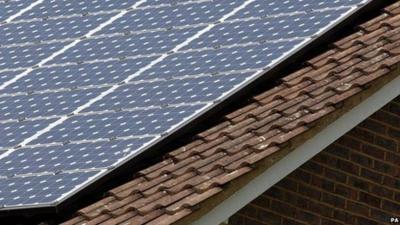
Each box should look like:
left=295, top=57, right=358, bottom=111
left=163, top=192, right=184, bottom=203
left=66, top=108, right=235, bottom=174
left=13, top=0, right=214, bottom=22
left=0, top=137, right=157, bottom=177
left=230, top=0, right=369, bottom=20
left=0, top=167, right=105, bottom=179
left=0, top=18, right=303, bottom=59
left=0, top=100, right=211, bottom=152
left=0, top=163, right=115, bottom=178
left=0, top=118, right=57, bottom=151
left=0, top=0, right=25, bottom=2
left=0, top=23, right=207, bottom=49
left=94, top=1, right=244, bottom=36
left=30, top=102, right=211, bottom=145
left=104, top=39, right=306, bottom=81
left=0, top=13, right=118, bottom=47
left=181, top=7, right=352, bottom=50
left=0, top=2, right=233, bottom=37
left=0, top=96, right=214, bottom=124
left=0, top=70, right=22, bottom=86
left=8, top=27, right=208, bottom=67
left=0, top=30, right=172, bottom=49
left=0, top=4, right=351, bottom=49
left=1, top=0, right=42, bottom=23
left=5, top=3, right=165, bottom=24
left=39, top=30, right=295, bottom=65
left=0, top=170, right=102, bottom=208
left=0, top=41, right=73, bottom=71
left=96, top=1, right=367, bottom=36
left=5, top=9, right=134, bottom=24
left=0, top=6, right=301, bottom=48
left=0, top=36, right=304, bottom=95
left=0, top=0, right=225, bottom=47
left=0, top=68, right=259, bottom=98
left=0, top=50, right=161, bottom=74
left=0, top=133, right=159, bottom=152
left=0, top=87, right=110, bottom=122
left=14, top=134, right=159, bottom=149
left=0, top=168, right=100, bottom=180
left=0, top=0, right=256, bottom=158
left=0, top=0, right=147, bottom=91
left=40, top=8, right=350, bottom=66
left=0, top=36, right=305, bottom=80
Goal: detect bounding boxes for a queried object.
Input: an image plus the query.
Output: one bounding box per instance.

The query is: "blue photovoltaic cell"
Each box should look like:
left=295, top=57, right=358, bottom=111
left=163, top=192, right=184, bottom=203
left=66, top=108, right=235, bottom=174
left=0, top=70, right=23, bottom=85
left=183, top=8, right=349, bottom=50
left=0, top=0, right=368, bottom=209
left=96, top=1, right=242, bottom=35
left=0, top=87, right=107, bottom=121
left=0, top=171, right=98, bottom=207
left=141, top=0, right=195, bottom=7
left=83, top=72, right=251, bottom=112
left=46, top=27, right=204, bottom=65
left=0, top=42, right=70, bottom=70
left=0, top=0, right=33, bottom=22
left=0, top=14, right=115, bottom=46
left=137, top=41, right=303, bottom=81
left=2, top=57, right=157, bottom=93
left=18, top=0, right=137, bottom=20
left=32, top=103, right=206, bottom=144
left=0, top=119, right=56, bottom=149
left=231, top=0, right=365, bottom=19
left=0, top=138, right=153, bottom=176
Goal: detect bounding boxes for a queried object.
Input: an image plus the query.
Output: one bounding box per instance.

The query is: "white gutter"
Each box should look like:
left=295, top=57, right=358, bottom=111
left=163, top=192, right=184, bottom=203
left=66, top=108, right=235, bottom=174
left=191, top=75, right=400, bottom=225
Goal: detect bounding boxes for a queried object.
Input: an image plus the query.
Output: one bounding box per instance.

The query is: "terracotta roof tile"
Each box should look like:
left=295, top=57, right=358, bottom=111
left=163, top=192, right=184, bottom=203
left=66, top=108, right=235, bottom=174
left=116, top=209, right=164, bottom=225
left=145, top=209, right=192, bottom=225
left=100, top=211, right=137, bottom=225
left=165, top=187, right=222, bottom=214
left=166, top=139, right=205, bottom=160
left=224, top=101, right=260, bottom=122
left=359, top=13, right=391, bottom=31
left=63, top=2, right=400, bottom=225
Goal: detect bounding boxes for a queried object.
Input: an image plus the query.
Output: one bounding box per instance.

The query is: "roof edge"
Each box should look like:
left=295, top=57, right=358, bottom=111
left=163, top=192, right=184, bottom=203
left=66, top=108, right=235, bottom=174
left=175, top=68, right=400, bottom=225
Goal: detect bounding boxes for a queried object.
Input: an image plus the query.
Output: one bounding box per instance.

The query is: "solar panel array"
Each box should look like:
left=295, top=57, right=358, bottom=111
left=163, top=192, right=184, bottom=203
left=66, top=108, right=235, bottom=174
left=0, top=0, right=369, bottom=209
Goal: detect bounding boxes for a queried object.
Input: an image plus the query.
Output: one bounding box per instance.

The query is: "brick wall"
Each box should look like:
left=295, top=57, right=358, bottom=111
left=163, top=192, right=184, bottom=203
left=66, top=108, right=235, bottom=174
left=229, top=96, right=400, bottom=225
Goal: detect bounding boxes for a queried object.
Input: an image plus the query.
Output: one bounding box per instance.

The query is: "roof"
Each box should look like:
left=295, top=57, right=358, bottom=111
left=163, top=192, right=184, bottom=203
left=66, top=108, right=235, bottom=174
left=0, top=1, right=372, bottom=213
left=63, top=2, right=400, bottom=225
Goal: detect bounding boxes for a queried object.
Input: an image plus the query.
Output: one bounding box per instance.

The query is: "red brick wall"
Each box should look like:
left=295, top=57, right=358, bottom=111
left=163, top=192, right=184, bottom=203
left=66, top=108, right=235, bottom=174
left=229, top=96, right=400, bottom=225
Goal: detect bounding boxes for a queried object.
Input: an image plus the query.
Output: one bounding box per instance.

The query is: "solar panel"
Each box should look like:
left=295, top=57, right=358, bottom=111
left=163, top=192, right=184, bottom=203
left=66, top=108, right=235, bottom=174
left=0, top=0, right=371, bottom=209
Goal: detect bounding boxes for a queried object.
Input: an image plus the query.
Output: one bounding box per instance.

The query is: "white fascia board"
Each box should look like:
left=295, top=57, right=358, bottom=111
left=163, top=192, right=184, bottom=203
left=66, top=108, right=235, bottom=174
left=191, top=75, right=400, bottom=225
